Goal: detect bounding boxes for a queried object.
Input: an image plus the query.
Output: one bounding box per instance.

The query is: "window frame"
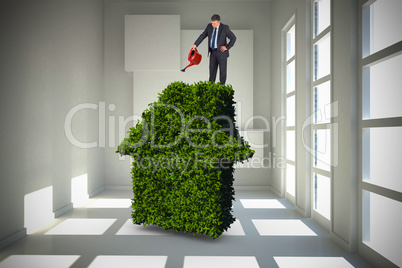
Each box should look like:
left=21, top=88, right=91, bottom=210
left=282, top=13, right=297, bottom=203
left=358, top=0, right=402, bottom=266
left=310, top=0, right=333, bottom=228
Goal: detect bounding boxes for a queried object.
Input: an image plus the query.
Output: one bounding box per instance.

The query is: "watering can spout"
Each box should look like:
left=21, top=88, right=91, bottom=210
left=181, top=62, right=196, bottom=72
left=181, top=48, right=202, bottom=72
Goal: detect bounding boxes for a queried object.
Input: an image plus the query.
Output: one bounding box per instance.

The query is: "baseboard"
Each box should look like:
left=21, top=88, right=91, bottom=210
left=89, top=186, right=105, bottom=198
left=104, top=185, right=132, bottom=191
left=295, top=205, right=306, bottom=217
left=54, top=203, right=73, bottom=218
left=269, top=185, right=282, bottom=198
left=330, top=231, right=351, bottom=253
left=312, top=210, right=331, bottom=232
left=285, top=193, right=296, bottom=205
left=0, top=228, right=26, bottom=250
left=234, top=186, right=270, bottom=191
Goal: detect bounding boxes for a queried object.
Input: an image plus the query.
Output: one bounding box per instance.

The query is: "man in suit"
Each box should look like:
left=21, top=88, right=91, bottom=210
left=191, top=14, right=236, bottom=85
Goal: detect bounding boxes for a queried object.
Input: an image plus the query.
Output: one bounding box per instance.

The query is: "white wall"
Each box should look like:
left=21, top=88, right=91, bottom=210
left=104, top=1, right=271, bottom=187
left=0, top=0, right=363, bottom=256
left=0, top=0, right=105, bottom=247
left=0, top=0, right=272, bottom=249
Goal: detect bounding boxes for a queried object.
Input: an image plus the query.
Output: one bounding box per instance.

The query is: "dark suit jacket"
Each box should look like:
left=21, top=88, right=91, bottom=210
left=194, top=23, right=236, bottom=58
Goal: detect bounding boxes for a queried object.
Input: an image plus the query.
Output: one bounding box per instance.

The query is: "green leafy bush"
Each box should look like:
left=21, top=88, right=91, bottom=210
left=116, top=81, right=254, bottom=238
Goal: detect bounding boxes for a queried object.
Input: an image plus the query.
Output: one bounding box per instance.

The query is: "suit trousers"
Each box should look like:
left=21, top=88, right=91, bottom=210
left=209, top=49, right=227, bottom=85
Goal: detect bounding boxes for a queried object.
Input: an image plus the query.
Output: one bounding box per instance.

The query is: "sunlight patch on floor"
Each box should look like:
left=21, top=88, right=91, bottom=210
left=273, top=256, right=354, bottom=268
left=0, top=255, right=80, bottom=268
left=252, top=219, right=317, bottom=236
left=45, top=219, right=116, bottom=235
left=88, top=255, right=167, bottom=268
left=240, top=199, right=286, bottom=209
left=183, top=256, right=260, bottom=268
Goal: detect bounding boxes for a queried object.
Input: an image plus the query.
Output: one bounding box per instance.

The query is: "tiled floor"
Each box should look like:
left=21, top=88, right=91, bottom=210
left=0, top=189, right=373, bottom=267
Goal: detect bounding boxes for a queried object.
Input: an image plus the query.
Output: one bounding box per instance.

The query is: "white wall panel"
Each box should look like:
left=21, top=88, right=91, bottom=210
left=125, top=15, right=180, bottom=71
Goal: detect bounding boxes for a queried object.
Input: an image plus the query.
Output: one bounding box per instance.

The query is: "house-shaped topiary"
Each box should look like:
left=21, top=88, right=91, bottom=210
left=116, top=81, right=254, bottom=238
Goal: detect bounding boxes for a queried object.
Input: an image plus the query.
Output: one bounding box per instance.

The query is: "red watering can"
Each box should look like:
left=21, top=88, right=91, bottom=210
left=181, top=47, right=202, bottom=72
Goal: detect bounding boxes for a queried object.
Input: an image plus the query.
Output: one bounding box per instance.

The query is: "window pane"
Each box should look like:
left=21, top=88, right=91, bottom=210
left=313, top=129, right=331, bottom=171
left=286, top=95, right=295, bottom=126
left=313, top=35, right=331, bottom=80
left=286, top=24, right=296, bottom=61
left=363, top=127, right=402, bottom=193
left=363, top=53, right=402, bottom=120
left=286, top=163, right=296, bottom=196
left=362, top=190, right=402, bottom=267
left=313, top=0, right=330, bottom=37
left=314, top=173, right=330, bottom=219
left=313, top=81, right=331, bottom=124
left=286, top=130, right=295, bottom=162
left=286, top=60, right=295, bottom=93
left=368, top=0, right=402, bottom=55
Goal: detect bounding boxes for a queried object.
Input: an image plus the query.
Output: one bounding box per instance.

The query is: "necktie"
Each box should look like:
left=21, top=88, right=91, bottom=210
left=212, top=27, right=217, bottom=51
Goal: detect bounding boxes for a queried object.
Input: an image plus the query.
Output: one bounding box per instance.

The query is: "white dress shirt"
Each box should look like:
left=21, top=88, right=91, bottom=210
left=211, top=24, right=219, bottom=50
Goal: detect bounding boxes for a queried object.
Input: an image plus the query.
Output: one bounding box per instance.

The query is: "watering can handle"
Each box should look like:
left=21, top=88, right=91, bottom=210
left=188, top=47, right=198, bottom=61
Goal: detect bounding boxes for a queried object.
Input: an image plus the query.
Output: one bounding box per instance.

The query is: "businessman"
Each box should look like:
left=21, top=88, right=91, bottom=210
left=191, top=14, right=236, bottom=85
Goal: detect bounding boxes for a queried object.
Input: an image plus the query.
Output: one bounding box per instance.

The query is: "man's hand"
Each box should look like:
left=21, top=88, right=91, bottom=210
left=191, top=45, right=197, bottom=50
left=220, top=46, right=227, bottom=52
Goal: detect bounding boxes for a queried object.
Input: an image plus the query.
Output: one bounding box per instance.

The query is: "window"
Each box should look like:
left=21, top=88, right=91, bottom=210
left=362, top=53, right=402, bottom=119
left=360, top=0, right=402, bottom=266
left=283, top=17, right=296, bottom=198
left=362, top=127, right=402, bottom=193
left=363, top=0, right=402, bottom=57
left=313, top=35, right=331, bottom=81
left=362, top=191, right=402, bottom=266
left=311, top=0, right=332, bottom=221
left=313, top=0, right=330, bottom=36
left=313, top=173, right=331, bottom=219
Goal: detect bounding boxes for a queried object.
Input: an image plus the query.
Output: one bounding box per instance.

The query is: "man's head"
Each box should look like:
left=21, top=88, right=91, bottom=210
left=211, top=14, right=221, bottom=28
